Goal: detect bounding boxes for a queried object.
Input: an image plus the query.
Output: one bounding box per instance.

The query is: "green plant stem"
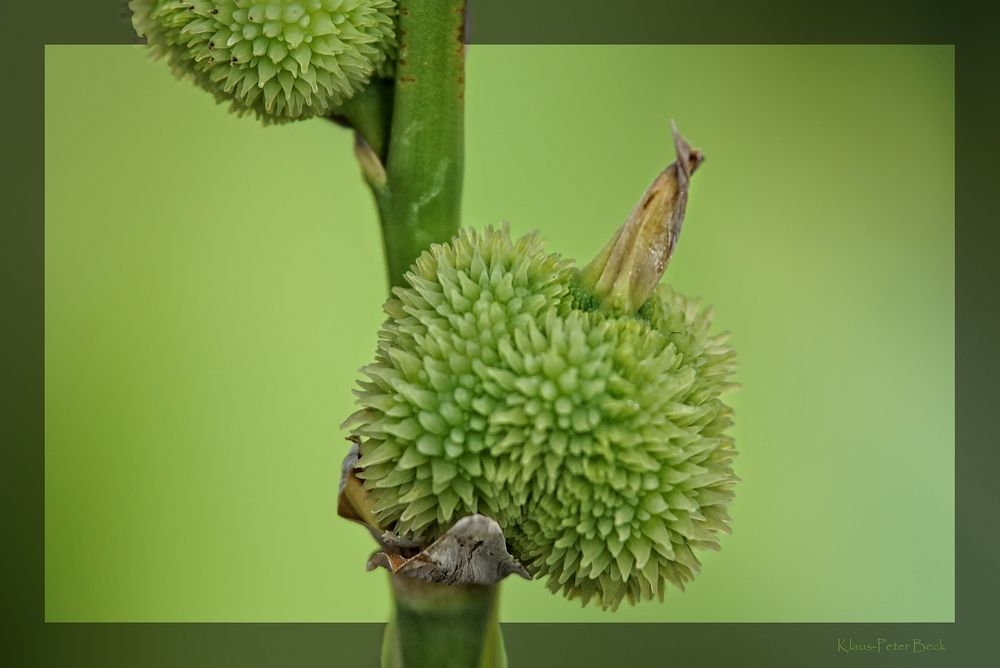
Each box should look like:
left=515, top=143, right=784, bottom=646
left=382, top=574, right=506, bottom=668
left=335, top=78, right=394, bottom=161
left=374, top=0, right=466, bottom=288
left=344, top=3, right=486, bottom=664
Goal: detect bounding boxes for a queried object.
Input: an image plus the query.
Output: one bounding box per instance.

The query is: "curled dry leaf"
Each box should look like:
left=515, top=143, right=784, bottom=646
left=337, top=437, right=384, bottom=544
left=338, top=439, right=530, bottom=586
left=368, top=515, right=531, bottom=586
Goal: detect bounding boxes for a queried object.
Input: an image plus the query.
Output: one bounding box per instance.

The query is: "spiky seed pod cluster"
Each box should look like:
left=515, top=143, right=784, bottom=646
left=130, top=0, right=396, bottom=122
left=345, top=225, right=738, bottom=609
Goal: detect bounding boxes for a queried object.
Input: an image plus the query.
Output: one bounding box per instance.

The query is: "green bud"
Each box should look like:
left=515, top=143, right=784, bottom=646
left=130, top=0, right=397, bottom=122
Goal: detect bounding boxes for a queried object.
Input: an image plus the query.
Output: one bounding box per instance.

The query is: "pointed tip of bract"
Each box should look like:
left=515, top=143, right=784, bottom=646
left=671, top=120, right=706, bottom=178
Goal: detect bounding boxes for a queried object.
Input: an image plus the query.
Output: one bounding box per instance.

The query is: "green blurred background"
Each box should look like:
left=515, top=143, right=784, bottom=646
left=45, top=45, right=953, bottom=622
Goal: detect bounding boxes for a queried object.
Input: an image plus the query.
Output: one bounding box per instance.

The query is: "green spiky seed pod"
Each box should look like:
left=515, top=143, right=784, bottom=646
left=130, top=0, right=397, bottom=122
left=346, top=221, right=738, bottom=609
left=346, top=227, right=576, bottom=534
left=510, top=285, right=737, bottom=609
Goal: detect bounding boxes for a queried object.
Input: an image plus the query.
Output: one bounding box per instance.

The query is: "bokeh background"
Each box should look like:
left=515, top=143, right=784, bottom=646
left=45, top=45, right=953, bottom=622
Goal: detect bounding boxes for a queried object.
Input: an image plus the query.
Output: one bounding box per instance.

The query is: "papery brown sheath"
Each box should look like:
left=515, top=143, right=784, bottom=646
left=579, top=121, right=705, bottom=314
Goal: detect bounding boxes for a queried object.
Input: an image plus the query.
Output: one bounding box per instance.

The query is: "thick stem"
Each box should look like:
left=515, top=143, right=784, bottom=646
left=376, top=0, right=466, bottom=288
left=382, top=574, right=506, bottom=668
